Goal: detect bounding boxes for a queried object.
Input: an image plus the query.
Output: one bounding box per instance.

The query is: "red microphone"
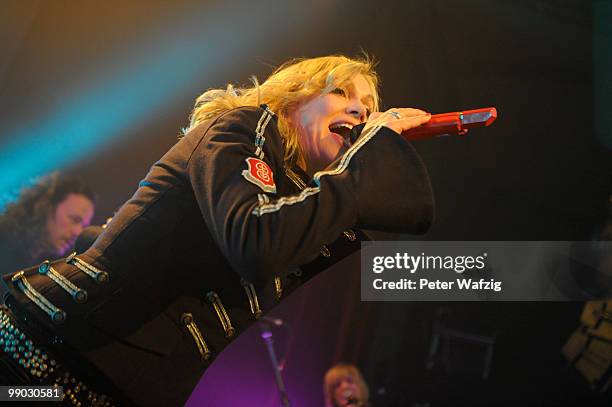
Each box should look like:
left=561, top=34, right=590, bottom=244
left=403, top=107, right=498, bottom=140
left=349, top=107, right=498, bottom=143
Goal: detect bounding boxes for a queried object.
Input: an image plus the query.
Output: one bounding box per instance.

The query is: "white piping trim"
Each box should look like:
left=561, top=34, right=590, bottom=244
left=251, top=124, right=383, bottom=217
left=252, top=187, right=320, bottom=216
left=257, top=193, right=270, bottom=205
left=254, top=107, right=274, bottom=160
left=312, top=124, right=382, bottom=185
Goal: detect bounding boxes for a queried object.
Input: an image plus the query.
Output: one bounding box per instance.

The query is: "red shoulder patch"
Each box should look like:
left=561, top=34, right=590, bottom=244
left=242, top=157, right=277, bottom=194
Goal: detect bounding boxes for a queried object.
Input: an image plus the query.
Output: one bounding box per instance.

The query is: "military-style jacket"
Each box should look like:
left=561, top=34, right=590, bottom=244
left=2, top=106, right=433, bottom=406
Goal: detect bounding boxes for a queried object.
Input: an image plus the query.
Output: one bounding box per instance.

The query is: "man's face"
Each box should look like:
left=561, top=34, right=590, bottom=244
left=46, top=193, right=94, bottom=256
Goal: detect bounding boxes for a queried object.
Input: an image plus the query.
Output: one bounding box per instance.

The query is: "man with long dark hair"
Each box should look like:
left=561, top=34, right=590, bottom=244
left=0, top=172, right=95, bottom=279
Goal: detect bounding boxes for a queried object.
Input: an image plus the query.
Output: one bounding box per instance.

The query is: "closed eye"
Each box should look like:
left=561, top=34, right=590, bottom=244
left=69, top=215, right=83, bottom=225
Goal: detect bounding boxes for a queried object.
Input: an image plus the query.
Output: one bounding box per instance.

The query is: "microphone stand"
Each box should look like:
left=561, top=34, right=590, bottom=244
left=259, top=321, right=291, bottom=407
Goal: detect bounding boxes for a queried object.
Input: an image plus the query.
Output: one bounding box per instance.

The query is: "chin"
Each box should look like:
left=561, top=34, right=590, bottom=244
left=55, top=246, right=69, bottom=257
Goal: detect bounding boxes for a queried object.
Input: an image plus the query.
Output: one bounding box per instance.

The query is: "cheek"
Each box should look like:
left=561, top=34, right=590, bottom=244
left=298, top=98, right=334, bottom=129
left=45, top=219, right=61, bottom=243
left=55, top=215, right=74, bottom=235
left=299, top=113, right=323, bottom=138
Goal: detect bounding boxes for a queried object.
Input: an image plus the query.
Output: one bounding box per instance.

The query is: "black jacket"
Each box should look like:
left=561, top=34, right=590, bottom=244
left=2, top=105, right=433, bottom=406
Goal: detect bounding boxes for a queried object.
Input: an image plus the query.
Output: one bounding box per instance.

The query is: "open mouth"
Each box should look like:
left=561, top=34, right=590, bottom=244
left=329, top=123, right=353, bottom=147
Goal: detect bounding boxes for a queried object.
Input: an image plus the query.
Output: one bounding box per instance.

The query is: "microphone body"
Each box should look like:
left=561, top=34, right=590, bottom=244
left=343, top=391, right=367, bottom=406
left=403, top=107, right=497, bottom=140
left=350, top=107, right=497, bottom=143
left=345, top=396, right=359, bottom=405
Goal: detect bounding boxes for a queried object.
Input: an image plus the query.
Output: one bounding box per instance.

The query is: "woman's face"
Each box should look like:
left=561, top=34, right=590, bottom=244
left=332, top=375, right=361, bottom=406
left=292, top=74, right=375, bottom=175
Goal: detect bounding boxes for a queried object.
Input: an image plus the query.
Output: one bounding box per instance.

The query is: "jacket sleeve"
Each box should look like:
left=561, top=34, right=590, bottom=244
left=187, top=106, right=434, bottom=283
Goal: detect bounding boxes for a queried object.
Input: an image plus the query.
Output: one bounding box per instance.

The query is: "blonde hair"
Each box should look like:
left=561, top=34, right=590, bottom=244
left=323, top=363, right=370, bottom=407
left=186, top=55, right=380, bottom=166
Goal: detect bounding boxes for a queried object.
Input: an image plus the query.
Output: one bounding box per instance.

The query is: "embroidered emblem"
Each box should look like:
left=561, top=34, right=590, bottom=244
left=242, top=157, right=277, bottom=194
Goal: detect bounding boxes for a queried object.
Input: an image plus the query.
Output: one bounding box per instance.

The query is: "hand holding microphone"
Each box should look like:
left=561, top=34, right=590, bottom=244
left=353, top=106, right=498, bottom=143
left=363, top=107, right=432, bottom=136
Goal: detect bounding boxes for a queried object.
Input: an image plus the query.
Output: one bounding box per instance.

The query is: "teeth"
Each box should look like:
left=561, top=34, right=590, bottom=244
left=329, top=123, right=354, bottom=144
left=330, top=123, right=353, bottom=130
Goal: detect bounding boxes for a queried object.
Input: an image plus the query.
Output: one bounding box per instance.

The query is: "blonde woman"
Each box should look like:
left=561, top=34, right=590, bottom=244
left=2, top=55, right=433, bottom=406
left=324, top=363, right=370, bottom=407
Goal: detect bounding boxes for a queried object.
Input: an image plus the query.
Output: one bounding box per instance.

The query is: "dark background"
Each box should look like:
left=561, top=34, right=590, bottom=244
left=193, top=257, right=605, bottom=406
left=1, top=1, right=610, bottom=406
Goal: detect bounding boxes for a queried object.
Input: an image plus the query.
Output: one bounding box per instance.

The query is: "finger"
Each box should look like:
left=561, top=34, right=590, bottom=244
left=399, top=113, right=431, bottom=123
left=396, top=113, right=431, bottom=128
left=387, top=108, right=429, bottom=117
left=372, top=112, right=430, bottom=135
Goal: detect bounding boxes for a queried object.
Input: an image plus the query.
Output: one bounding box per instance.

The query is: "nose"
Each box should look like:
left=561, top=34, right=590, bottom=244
left=338, top=378, right=353, bottom=389
left=72, top=223, right=84, bottom=238
left=346, top=99, right=368, bottom=122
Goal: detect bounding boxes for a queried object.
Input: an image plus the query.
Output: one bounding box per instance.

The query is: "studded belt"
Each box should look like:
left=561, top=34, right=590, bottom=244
left=0, top=305, right=118, bottom=406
